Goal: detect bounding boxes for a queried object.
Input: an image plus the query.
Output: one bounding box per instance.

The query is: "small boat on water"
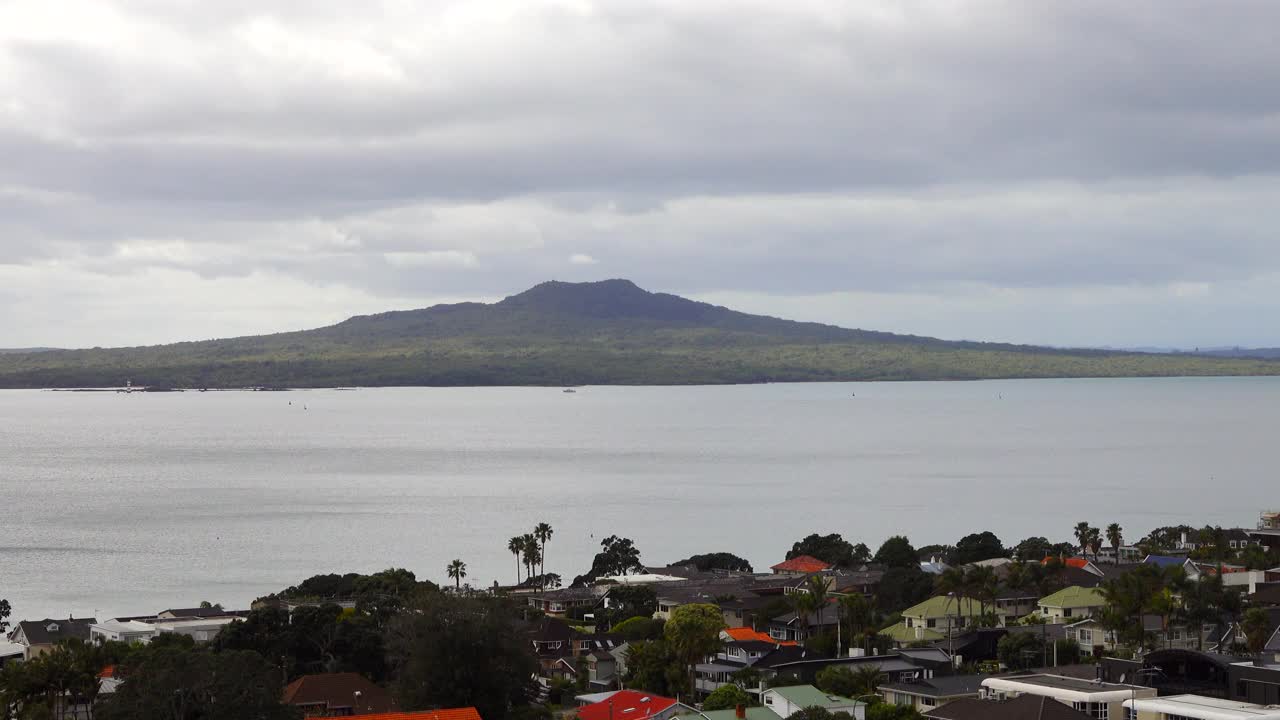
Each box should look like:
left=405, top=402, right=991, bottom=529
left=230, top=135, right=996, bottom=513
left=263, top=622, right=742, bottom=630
left=563, top=388, right=577, bottom=394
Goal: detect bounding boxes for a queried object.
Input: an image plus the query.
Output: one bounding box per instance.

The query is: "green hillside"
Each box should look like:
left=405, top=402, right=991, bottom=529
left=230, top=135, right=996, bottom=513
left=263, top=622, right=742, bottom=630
left=1, top=279, right=1278, bottom=388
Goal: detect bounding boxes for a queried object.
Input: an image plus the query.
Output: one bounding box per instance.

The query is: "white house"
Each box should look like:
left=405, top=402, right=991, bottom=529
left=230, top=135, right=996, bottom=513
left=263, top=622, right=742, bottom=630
left=981, top=674, right=1156, bottom=720
left=1123, top=694, right=1280, bottom=720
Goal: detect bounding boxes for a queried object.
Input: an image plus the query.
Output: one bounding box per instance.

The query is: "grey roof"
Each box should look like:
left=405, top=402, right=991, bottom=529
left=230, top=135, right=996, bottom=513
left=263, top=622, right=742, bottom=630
left=11, top=618, right=97, bottom=646
left=158, top=607, right=247, bottom=619
left=924, top=694, right=1093, bottom=720
left=880, top=674, right=987, bottom=698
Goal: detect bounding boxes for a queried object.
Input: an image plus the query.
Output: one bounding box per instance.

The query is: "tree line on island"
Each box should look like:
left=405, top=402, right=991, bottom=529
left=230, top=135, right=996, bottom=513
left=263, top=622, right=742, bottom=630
left=1, top=518, right=1276, bottom=720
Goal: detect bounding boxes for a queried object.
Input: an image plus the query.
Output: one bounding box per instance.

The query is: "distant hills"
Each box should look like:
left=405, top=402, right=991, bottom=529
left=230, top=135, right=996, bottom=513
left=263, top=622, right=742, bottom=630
left=1, top=279, right=1279, bottom=388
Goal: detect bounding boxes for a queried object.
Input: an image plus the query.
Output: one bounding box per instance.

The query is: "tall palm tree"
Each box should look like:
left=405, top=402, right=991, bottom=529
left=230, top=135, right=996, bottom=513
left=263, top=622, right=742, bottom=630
left=840, top=593, right=875, bottom=655
left=967, top=565, right=998, bottom=624
left=534, top=522, right=554, bottom=587
left=447, top=559, right=467, bottom=590
left=1073, top=521, right=1093, bottom=559
left=508, top=536, right=524, bottom=585
left=1106, top=523, right=1123, bottom=565
left=790, top=591, right=818, bottom=644
left=806, top=575, right=829, bottom=639
left=521, top=533, right=541, bottom=584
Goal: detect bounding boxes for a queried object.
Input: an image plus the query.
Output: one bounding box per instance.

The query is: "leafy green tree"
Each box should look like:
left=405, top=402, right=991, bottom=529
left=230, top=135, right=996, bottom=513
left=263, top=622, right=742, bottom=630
left=790, top=590, right=818, bottom=642
left=839, top=593, right=878, bottom=655
left=385, top=594, right=536, bottom=720
left=786, top=708, right=834, bottom=720
left=622, top=639, right=682, bottom=696
left=1243, top=608, right=1273, bottom=655
left=873, top=536, right=919, bottom=569
left=607, top=586, right=658, bottom=625
left=611, top=616, right=664, bottom=642
left=575, top=536, right=645, bottom=585
left=665, top=604, right=726, bottom=694
left=97, top=645, right=298, bottom=720
left=0, top=598, right=9, bottom=635
left=866, top=704, right=924, bottom=720
left=534, top=523, right=554, bottom=587
left=998, top=631, right=1044, bottom=670
left=952, top=532, right=1008, bottom=565
left=788, top=534, right=861, bottom=567
left=670, top=552, right=754, bottom=573
left=815, top=666, right=863, bottom=697
left=874, top=567, right=933, bottom=613
left=703, top=684, right=754, bottom=711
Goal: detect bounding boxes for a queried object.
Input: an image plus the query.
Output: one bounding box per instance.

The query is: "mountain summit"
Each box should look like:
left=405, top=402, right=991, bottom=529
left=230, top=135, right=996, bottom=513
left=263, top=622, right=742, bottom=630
left=1, top=279, right=1277, bottom=388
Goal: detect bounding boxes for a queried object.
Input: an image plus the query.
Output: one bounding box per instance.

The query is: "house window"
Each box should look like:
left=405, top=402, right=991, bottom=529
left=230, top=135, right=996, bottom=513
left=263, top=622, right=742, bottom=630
left=906, top=618, right=913, bottom=628
left=926, top=619, right=936, bottom=629
left=1079, top=629, right=1092, bottom=643
left=1064, top=608, right=1073, bottom=618
left=764, top=696, right=773, bottom=706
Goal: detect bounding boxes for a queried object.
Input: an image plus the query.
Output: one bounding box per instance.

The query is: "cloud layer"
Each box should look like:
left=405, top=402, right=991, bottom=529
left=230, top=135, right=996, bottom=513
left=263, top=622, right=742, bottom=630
left=4, top=0, right=1280, bottom=347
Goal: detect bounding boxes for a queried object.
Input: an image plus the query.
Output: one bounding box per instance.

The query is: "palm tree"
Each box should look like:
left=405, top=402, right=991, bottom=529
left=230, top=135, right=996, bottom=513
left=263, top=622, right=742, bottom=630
left=967, top=565, right=998, bottom=625
left=1087, top=527, right=1103, bottom=563
left=1073, top=521, right=1093, bottom=559
left=521, top=533, right=541, bottom=584
left=447, top=559, right=467, bottom=590
left=534, top=522, right=554, bottom=587
left=790, top=590, right=818, bottom=644
left=1106, top=523, right=1123, bottom=565
left=508, top=536, right=524, bottom=585
left=806, top=575, right=829, bottom=640
left=840, top=593, right=876, bottom=655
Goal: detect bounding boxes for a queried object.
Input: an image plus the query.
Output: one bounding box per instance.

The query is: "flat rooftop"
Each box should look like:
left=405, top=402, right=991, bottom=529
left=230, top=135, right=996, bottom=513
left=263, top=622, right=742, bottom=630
left=1126, top=694, right=1280, bottom=719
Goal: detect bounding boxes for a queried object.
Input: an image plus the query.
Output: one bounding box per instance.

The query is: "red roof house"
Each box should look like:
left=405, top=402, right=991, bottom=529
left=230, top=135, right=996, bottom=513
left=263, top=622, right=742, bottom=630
left=770, top=555, right=833, bottom=575
left=576, top=690, right=693, bottom=720
left=283, top=672, right=398, bottom=716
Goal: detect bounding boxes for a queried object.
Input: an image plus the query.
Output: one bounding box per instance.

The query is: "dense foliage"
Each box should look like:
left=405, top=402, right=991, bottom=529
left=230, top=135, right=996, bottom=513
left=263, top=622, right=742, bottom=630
left=670, top=552, right=754, bottom=573
left=4, top=279, right=1278, bottom=388
left=787, top=534, right=870, bottom=568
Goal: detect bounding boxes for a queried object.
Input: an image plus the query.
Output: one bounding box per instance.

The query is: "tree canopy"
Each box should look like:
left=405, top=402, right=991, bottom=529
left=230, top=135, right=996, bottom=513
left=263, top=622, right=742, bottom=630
left=951, top=531, right=1008, bottom=565
left=787, top=534, right=870, bottom=568
left=873, top=536, right=918, bottom=569
left=671, top=552, right=754, bottom=573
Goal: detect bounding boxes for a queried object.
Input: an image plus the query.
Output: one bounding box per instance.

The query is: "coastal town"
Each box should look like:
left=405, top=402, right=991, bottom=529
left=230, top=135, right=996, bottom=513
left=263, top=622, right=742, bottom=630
left=4, top=513, right=1280, bottom=720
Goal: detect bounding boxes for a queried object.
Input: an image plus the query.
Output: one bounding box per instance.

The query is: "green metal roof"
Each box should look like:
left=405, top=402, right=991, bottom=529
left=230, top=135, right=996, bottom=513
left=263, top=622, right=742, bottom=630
left=768, top=685, right=863, bottom=709
left=1038, top=585, right=1106, bottom=608
left=900, top=594, right=984, bottom=619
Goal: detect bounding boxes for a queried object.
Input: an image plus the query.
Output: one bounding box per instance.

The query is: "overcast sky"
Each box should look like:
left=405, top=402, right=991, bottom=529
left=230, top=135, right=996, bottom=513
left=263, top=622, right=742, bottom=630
left=3, top=1, right=1280, bottom=349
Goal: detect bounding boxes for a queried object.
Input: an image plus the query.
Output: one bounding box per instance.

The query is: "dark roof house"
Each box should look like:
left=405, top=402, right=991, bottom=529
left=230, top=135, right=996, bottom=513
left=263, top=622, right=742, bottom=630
left=8, top=618, right=97, bottom=659
left=283, top=672, right=398, bottom=715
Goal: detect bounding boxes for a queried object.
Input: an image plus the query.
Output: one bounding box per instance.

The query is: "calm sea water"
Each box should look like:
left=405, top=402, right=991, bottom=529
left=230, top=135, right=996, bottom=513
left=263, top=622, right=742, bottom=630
left=0, top=378, right=1275, bottom=621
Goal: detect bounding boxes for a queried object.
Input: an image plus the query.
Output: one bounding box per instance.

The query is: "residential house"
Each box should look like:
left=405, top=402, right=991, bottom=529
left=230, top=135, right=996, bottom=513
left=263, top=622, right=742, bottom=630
left=528, top=588, right=602, bottom=617
left=91, top=609, right=246, bottom=645
left=922, top=694, right=1095, bottom=719
left=1095, top=545, right=1144, bottom=564
left=1124, top=695, right=1280, bottom=720
left=585, top=650, right=619, bottom=691
left=7, top=618, right=96, bottom=660
left=252, top=596, right=359, bottom=613
left=761, top=685, right=866, bottom=720
left=1044, top=557, right=1105, bottom=578
left=770, top=557, right=832, bottom=576
left=980, top=673, right=1156, bottom=719
left=920, top=557, right=950, bottom=576
left=993, top=590, right=1040, bottom=626
left=1035, top=587, right=1106, bottom=624
left=282, top=672, right=398, bottom=716
left=575, top=690, right=695, bottom=720
left=1066, top=615, right=1211, bottom=654
left=1233, top=656, right=1280, bottom=706
left=878, top=675, right=986, bottom=714
left=1248, top=511, right=1280, bottom=551
left=0, top=642, right=24, bottom=667
left=1185, top=561, right=1280, bottom=595
left=768, top=605, right=841, bottom=644
left=829, top=567, right=884, bottom=597
left=880, top=596, right=983, bottom=646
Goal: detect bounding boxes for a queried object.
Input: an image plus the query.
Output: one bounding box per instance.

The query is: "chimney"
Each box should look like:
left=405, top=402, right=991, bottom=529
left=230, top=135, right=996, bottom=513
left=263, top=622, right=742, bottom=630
left=735, top=705, right=746, bottom=719
left=849, top=648, right=866, bottom=658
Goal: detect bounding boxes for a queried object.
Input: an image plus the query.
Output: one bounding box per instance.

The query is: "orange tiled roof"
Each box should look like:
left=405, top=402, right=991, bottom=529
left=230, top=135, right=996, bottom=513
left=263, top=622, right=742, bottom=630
left=723, top=627, right=797, bottom=646
left=1042, top=556, right=1091, bottom=569
left=98, top=666, right=116, bottom=679
left=770, top=555, right=832, bottom=573
left=357, top=709, right=483, bottom=720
